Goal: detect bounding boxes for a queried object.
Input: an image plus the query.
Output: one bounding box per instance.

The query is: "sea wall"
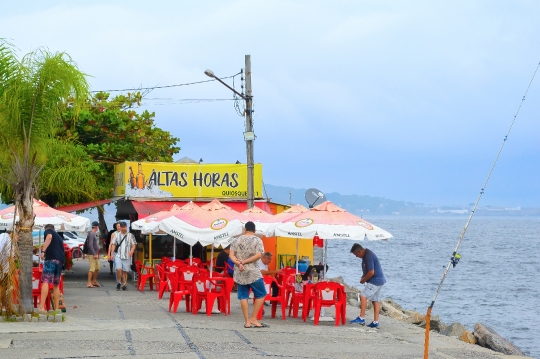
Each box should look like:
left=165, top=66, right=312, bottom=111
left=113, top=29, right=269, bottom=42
left=330, top=276, right=526, bottom=357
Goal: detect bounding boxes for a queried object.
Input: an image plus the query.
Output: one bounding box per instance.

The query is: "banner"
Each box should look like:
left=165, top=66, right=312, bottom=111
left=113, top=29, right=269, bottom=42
left=114, top=161, right=263, bottom=199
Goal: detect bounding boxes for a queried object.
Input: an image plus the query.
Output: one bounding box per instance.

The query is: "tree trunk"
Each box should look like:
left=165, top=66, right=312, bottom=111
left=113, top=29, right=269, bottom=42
left=97, top=205, right=107, bottom=254
left=17, top=193, right=36, bottom=313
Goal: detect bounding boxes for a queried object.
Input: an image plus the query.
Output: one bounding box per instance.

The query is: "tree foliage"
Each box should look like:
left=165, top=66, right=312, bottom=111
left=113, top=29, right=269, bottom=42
left=57, top=92, right=181, bottom=200
left=0, top=39, right=96, bottom=313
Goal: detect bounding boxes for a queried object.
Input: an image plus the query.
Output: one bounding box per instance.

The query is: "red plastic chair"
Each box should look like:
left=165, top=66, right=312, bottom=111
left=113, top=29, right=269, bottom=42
left=184, top=257, right=202, bottom=267
left=312, top=282, right=347, bottom=326
left=135, top=260, right=155, bottom=292
left=191, top=275, right=227, bottom=316
left=167, top=271, right=192, bottom=313
left=155, top=264, right=169, bottom=299
left=256, top=275, right=287, bottom=320
left=285, top=274, right=305, bottom=318
left=32, top=269, right=50, bottom=311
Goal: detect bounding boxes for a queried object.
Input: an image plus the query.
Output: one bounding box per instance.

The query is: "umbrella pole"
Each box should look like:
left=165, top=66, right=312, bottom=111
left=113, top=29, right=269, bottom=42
left=295, top=238, right=299, bottom=274
left=321, top=238, right=329, bottom=318
left=190, top=245, right=192, bottom=265
left=322, top=238, right=328, bottom=281
left=209, top=245, right=214, bottom=278
left=173, top=237, right=176, bottom=261
left=149, top=233, right=153, bottom=262
left=38, top=229, right=42, bottom=265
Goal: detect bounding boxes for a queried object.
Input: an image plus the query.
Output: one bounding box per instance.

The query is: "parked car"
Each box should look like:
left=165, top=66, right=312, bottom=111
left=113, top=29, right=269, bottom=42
left=33, top=230, right=88, bottom=259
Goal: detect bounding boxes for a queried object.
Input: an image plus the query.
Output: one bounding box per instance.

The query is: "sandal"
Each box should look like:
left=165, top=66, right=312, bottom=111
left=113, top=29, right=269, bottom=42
left=253, top=323, right=269, bottom=328
left=86, top=285, right=94, bottom=288
left=92, top=284, right=101, bottom=288
left=244, top=324, right=255, bottom=328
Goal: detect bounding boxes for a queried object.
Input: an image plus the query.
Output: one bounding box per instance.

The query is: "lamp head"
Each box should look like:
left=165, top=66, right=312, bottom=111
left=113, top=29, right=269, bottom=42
left=204, top=69, right=215, bottom=78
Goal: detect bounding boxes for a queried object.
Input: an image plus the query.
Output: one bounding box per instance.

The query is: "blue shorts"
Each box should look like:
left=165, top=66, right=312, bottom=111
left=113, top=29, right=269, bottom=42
left=237, top=278, right=267, bottom=300
left=41, top=260, right=62, bottom=286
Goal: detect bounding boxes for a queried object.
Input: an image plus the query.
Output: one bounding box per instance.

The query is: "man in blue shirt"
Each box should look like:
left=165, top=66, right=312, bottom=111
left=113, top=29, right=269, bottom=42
left=349, top=243, right=386, bottom=328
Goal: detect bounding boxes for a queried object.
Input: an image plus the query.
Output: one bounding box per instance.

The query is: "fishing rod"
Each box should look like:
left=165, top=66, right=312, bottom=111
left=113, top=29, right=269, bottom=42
left=423, top=61, right=540, bottom=359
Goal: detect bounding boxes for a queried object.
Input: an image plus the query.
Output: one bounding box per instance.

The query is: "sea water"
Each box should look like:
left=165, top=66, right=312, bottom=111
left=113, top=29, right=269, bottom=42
left=325, top=216, right=540, bottom=358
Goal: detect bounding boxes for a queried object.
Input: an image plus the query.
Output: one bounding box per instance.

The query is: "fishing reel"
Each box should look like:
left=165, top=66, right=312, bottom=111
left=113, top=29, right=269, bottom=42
left=451, top=253, right=461, bottom=268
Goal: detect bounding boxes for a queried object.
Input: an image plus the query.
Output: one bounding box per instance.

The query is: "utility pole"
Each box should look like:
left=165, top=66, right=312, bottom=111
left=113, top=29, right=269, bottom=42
left=244, top=55, right=255, bottom=209
left=204, top=55, right=255, bottom=208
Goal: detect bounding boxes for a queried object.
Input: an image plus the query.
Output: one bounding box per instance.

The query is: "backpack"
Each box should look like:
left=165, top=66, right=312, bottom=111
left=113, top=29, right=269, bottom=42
left=81, top=237, right=89, bottom=255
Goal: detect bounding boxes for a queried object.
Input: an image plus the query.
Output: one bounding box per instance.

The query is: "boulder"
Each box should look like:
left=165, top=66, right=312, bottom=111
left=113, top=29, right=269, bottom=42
left=382, top=297, right=403, bottom=311
left=441, top=322, right=467, bottom=338
left=348, top=299, right=359, bottom=308
left=380, top=298, right=408, bottom=321
left=404, top=310, right=425, bottom=325
left=473, top=323, right=525, bottom=356
left=460, top=330, right=477, bottom=345
left=419, top=315, right=446, bottom=332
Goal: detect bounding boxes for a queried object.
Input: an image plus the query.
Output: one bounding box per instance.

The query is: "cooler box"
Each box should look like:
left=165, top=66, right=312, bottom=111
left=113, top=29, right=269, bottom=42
left=294, top=261, right=308, bottom=273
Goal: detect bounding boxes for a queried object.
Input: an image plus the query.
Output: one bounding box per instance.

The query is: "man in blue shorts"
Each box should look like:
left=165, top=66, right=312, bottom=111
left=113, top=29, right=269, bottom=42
left=229, top=221, right=268, bottom=328
left=39, top=224, right=65, bottom=313
left=349, top=243, right=386, bottom=328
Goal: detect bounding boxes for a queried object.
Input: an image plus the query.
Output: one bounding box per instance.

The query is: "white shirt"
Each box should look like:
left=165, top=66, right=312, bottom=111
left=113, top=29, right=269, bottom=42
left=257, top=259, right=268, bottom=271
left=0, top=233, right=13, bottom=274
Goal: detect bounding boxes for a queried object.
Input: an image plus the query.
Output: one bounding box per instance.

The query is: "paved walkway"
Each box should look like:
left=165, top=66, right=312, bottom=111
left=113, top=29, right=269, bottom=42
left=0, top=260, right=531, bottom=359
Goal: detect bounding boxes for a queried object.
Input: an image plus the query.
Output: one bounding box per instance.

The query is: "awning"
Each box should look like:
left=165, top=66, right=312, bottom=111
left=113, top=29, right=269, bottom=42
left=116, top=199, right=273, bottom=220
left=55, top=199, right=116, bottom=212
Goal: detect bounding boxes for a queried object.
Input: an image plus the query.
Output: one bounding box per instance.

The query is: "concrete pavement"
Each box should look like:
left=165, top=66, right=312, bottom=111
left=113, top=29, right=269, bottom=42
left=0, top=259, right=531, bottom=359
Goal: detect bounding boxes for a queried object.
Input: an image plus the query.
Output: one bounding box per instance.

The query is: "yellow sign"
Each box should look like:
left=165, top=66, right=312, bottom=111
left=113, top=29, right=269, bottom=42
left=114, top=161, right=263, bottom=199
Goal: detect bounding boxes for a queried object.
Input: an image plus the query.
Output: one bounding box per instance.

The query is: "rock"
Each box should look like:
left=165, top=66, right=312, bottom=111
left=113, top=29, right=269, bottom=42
left=473, top=323, right=525, bottom=356
left=441, top=322, right=467, bottom=338
left=55, top=314, right=63, bottom=322
left=382, top=297, right=403, bottom=311
left=419, top=315, right=446, bottom=332
left=24, top=314, right=31, bottom=322
left=31, top=317, right=38, bottom=322
left=404, top=310, right=425, bottom=324
left=380, top=298, right=408, bottom=321
left=39, top=314, right=47, bottom=322
left=460, top=330, right=477, bottom=345
left=348, top=299, right=359, bottom=307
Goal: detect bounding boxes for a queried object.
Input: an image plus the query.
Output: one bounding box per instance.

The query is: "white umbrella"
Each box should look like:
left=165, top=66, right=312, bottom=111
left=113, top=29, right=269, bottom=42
left=0, top=199, right=90, bottom=232
left=131, top=202, right=200, bottom=261
left=274, top=201, right=392, bottom=319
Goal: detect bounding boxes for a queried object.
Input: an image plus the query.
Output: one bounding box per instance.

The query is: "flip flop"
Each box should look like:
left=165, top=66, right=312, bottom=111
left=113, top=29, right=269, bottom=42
left=244, top=324, right=255, bottom=328
left=86, top=285, right=94, bottom=288
left=253, top=323, right=269, bottom=328
left=92, top=284, right=101, bottom=288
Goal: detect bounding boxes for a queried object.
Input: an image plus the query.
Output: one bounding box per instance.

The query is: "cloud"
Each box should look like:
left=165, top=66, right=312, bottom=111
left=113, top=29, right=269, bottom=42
left=1, top=0, right=539, bottom=206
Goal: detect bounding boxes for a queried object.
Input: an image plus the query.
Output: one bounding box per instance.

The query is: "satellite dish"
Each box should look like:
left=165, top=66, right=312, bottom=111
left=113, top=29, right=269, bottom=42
left=305, top=188, right=327, bottom=208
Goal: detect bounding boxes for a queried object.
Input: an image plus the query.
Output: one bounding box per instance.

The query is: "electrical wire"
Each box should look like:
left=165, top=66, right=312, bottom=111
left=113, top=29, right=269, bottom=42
left=90, top=72, right=242, bottom=93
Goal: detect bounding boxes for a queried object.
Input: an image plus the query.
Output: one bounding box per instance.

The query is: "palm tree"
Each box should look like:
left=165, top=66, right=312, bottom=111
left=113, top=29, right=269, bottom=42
left=0, top=40, right=95, bottom=313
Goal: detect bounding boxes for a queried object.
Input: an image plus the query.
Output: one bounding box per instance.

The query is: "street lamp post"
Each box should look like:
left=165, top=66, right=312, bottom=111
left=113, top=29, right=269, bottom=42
left=204, top=55, right=255, bottom=208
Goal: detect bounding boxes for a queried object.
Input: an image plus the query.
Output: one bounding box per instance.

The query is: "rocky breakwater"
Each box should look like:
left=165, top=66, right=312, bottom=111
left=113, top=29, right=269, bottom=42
left=329, top=276, right=526, bottom=357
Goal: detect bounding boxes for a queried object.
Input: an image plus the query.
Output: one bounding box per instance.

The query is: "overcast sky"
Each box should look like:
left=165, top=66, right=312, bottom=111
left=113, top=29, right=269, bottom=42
left=2, top=1, right=539, bottom=207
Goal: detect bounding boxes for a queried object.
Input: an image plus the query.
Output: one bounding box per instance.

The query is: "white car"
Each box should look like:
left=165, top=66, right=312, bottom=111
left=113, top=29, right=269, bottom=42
left=33, top=230, right=89, bottom=259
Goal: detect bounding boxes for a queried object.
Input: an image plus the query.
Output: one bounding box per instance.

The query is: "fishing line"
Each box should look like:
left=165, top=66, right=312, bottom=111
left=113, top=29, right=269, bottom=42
left=423, top=61, right=540, bottom=359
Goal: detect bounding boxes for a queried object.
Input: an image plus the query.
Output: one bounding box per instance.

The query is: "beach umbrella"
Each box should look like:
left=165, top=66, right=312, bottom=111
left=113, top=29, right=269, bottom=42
left=266, top=204, right=310, bottom=273
left=241, top=206, right=278, bottom=237
left=131, top=202, right=201, bottom=261
left=275, top=201, right=392, bottom=320
left=274, top=201, right=392, bottom=277
left=159, top=199, right=251, bottom=271
left=0, top=199, right=90, bottom=232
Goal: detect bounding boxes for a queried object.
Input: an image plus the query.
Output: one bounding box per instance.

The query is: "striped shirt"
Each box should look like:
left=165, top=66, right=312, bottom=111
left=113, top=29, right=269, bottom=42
left=112, top=232, right=137, bottom=260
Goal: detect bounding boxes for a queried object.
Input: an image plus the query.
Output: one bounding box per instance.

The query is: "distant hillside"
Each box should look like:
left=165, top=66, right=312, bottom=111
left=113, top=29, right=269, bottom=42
left=263, top=184, right=428, bottom=215
left=263, top=184, right=540, bottom=216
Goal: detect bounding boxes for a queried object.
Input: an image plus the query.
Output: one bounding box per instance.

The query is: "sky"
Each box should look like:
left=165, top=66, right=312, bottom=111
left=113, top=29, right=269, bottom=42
left=2, top=1, right=539, bottom=207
